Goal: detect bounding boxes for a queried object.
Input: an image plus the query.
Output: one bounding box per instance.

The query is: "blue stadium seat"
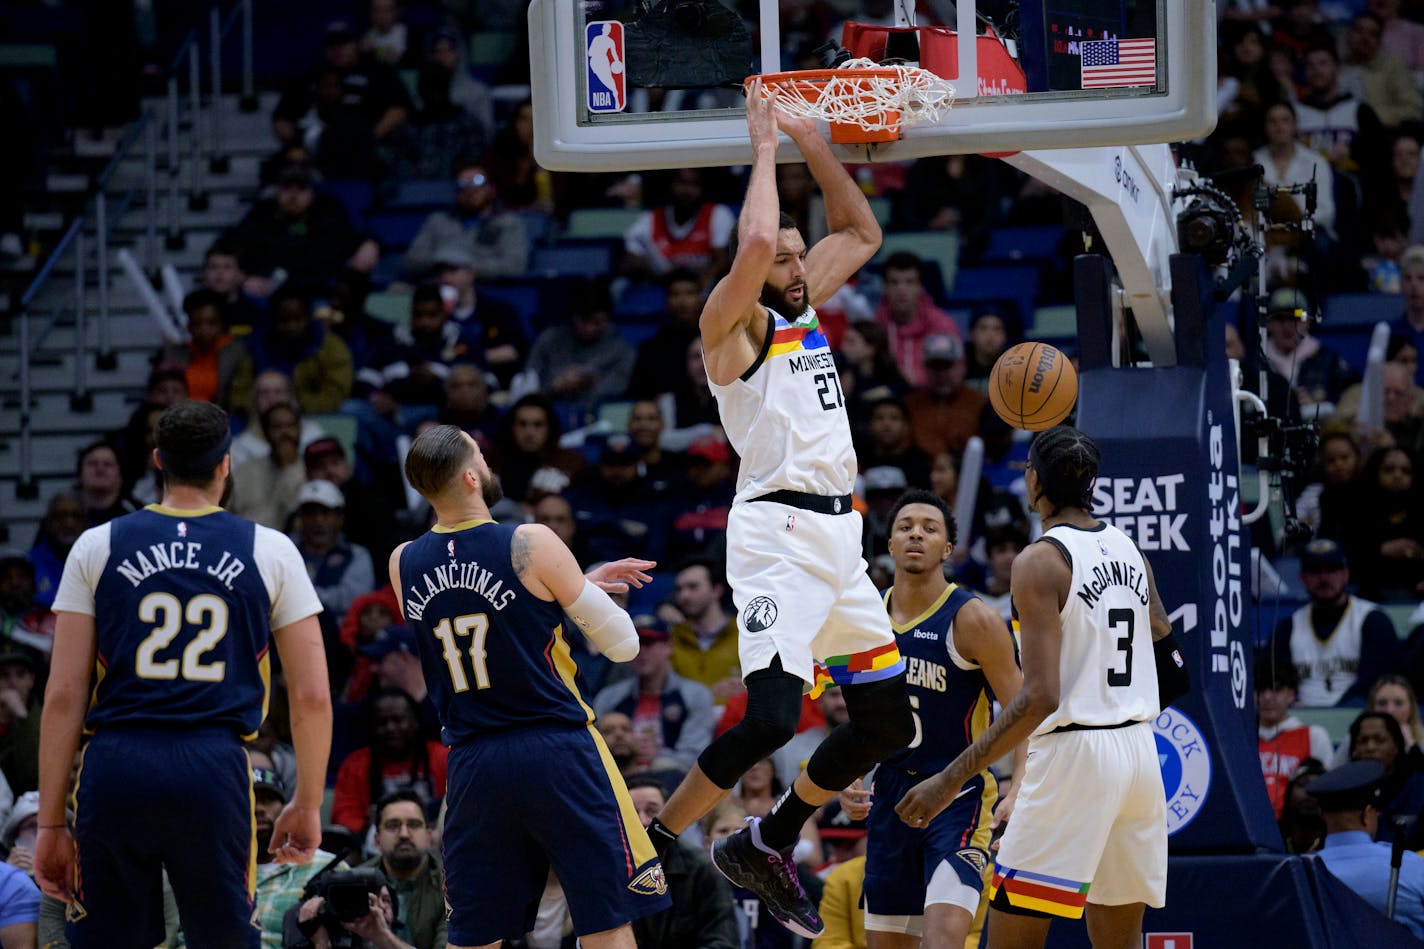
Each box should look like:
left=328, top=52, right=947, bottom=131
left=529, top=244, right=616, bottom=279
left=620, top=322, right=660, bottom=348
left=480, top=282, right=542, bottom=343
left=983, top=226, right=1066, bottom=263
left=1322, top=292, right=1403, bottom=327
left=615, top=282, right=666, bottom=321
left=387, top=178, right=455, bottom=210
left=515, top=210, right=554, bottom=248
left=322, top=180, right=374, bottom=224
left=951, top=265, right=1040, bottom=322
left=1313, top=325, right=1372, bottom=371
left=365, top=210, right=429, bottom=251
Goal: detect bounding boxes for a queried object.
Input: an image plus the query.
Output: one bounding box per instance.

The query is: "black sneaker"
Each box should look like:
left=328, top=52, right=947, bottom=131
left=710, top=817, right=823, bottom=938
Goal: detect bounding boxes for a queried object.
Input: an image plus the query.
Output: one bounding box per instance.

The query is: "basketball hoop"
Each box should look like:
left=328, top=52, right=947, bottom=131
left=749, top=57, right=956, bottom=145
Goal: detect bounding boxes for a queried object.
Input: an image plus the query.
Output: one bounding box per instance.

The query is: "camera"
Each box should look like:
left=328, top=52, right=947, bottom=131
left=286, top=866, right=396, bottom=948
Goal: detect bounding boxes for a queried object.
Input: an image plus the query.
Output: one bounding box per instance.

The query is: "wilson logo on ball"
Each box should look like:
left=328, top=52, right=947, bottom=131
left=989, top=342, right=1079, bottom=432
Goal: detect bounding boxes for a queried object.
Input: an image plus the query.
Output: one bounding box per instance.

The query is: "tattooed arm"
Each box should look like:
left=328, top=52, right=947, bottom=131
left=511, top=524, right=640, bottom=660
left=896, top=543, right=1068, bottom=826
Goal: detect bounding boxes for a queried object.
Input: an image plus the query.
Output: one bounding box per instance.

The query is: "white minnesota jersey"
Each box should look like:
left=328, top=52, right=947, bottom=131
left=708, top=305, right=858, bottom=503
left=1027, top=522, right=1160, bottom=736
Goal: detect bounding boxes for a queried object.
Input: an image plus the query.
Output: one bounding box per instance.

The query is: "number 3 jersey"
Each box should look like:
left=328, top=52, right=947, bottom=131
left=709, top=305, right=858, bottom=503
left=1027, top=522, right=1160, bottom=737
left=398, top=521, right=592, bottom=744
left=51, top=506, right=321, bottom=737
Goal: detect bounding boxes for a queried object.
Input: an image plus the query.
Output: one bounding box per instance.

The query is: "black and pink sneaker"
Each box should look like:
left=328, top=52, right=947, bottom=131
left=710, top=817, right=824, bottom=938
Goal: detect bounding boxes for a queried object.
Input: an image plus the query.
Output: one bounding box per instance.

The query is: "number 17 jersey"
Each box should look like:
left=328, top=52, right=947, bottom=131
left=1027, top=522, right=1159, bottom=736
left=398, top=521, right=592, bottom=744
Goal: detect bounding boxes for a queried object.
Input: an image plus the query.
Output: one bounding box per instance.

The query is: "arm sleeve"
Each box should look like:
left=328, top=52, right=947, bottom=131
left=565, top=580, right=638, bottom=662
left=50, top=525, right=111, bottom=616
left=254, top=526, right=324, bottom=630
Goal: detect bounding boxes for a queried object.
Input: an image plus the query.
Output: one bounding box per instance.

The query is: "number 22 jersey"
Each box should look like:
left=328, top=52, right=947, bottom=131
left=398, top=520, right=592, bottom=744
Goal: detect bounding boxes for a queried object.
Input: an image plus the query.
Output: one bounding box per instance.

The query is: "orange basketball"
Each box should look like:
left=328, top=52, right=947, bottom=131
left=988, top=342, right=1078, bottom=431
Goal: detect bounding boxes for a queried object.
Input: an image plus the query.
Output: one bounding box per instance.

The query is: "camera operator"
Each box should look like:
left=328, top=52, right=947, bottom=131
left=358, top=791, right=446, bottom=949
left=282, top=865, right=414, bottom=949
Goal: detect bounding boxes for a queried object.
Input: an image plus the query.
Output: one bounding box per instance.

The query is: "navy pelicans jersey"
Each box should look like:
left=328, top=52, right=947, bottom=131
left=398, top=520, right=589, bottom=743
left=1030, top=522, right=1159, bottom=736
left=880, top=584, right=993, bottom=774
left=50, top=505, right=321, bottom=737
left=708, top=305, right=858, bottom=503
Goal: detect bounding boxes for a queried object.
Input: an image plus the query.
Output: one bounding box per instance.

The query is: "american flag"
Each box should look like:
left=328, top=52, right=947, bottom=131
left=1080, top=38, right=1157, bottom=89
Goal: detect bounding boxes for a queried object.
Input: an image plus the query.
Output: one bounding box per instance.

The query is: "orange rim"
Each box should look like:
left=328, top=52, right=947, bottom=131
left=749, top=68, right=904, bottom=89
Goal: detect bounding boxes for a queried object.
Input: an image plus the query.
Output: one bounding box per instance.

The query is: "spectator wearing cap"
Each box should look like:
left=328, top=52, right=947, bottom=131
left=1310, top=759, right=1424, bottom=940
left=405, top=156, right=529, bottom=280
left=627, top=270, right=706, bottom=401
left=526, top=279, right=635, bottom=414
left=667, top=434, right=735, bottom=563
left=0, top=648, right=40, bottom=794
left=0, top=553, right=53, bottom=657
left=859, top=398, right=931, bottom=488
left=626, top=777, right=741, bottom=949
left=75, top=440, right=136, bottom=528
left=1258, top=656, right=1335, bottom=818
left=874, top=252, right=962, bottom=389
left=1260, top=288, right=1355, bottom=417
left=156, top=289, right=238, bottom=404
left=304, top=437, right=398, bottom=568
left=904, top=334, right=988, bottom=457
left=627, top=400, right=687, bottom=499
left=271, top=20, right=411, bottom=166
left=593, top=627, right=716, bottom=772
left=668, top=559, right=740, bottom=704
left=227, top=285, right=355, bottom=416
left=232, top=165, right=380, bottom=288
left=1269, top=538, right=1400, bottom=706
left=429, top=246, right=527, bottom=390
left=566, top=435, right=669, bottom=564
left=358, top=790, right=448, bottom=949
left=1347, top=711, right=1424, bottom=847
left=816, top=801, right=868, bottom=875
left=293, top=479, right=375, bottom=634
left=332, top=686, right=448, bottom=837
left=860, top=466, right=909, bottom=557
left=249, top=756, right=344, bottom=949
left=229, top=401, right=310, bottom=532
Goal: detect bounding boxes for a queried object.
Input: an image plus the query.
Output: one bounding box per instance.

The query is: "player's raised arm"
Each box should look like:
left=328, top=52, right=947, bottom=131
left=512, top=523, right=640, bottom=663
left=700, top=80, right=782, bottom=353
left=782, top=114, right=881, bottom=307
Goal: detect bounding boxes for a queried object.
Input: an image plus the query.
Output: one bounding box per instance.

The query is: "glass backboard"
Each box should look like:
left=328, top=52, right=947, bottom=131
left=530, top=0, right=1216, bottom=171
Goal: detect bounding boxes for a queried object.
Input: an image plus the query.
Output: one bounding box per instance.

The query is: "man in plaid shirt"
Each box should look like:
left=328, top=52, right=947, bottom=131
left=251, top=762, right=344, bottom=949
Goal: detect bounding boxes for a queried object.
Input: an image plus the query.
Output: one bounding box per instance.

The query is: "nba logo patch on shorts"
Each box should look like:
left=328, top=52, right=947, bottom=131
left=785, top=514, right=796, bottom=532
left=586, top=21, right=626, bottom=113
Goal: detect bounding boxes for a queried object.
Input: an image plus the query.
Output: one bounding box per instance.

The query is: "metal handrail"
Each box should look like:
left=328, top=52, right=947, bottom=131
left=12, top=1, right=254, bottom=497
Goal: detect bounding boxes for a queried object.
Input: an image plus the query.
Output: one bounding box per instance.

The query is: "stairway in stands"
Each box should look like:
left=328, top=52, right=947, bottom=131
left=0, top=92, right=277, bottom=546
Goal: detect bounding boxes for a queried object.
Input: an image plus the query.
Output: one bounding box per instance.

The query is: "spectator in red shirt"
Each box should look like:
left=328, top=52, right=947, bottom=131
left=904, top=334, right=988, bottom=456
left=331, top=685, right=449, bottom=836
left=874, top=252, right=961, bottom=388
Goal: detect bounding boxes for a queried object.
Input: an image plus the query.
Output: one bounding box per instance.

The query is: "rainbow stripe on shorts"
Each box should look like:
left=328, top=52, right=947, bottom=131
left=990, top=863, right=1091, bottom=919
left=811, top=642, right=905, bottom=696
left=768, top=314, right=828, bottom=358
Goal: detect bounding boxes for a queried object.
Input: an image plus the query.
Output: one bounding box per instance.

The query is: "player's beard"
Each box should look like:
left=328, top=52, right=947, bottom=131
left=761, top=279, right=810, bottom=319
left=479, top=464, right=503, bottom=508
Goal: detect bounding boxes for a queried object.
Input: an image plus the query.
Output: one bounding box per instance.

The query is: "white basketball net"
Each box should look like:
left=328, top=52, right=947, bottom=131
left=761, top=58, right=957, bottom=133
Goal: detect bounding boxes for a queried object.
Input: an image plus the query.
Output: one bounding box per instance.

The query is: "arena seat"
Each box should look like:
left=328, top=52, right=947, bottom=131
left=385, top=178, right=455, bottom=210
left=529, top=244, right=616, bottom=279
left=564, top=207, right=642, bottom=241
left=1322, top=291, right=1403, bottom=327
left=873, top=230, right=959, bottom=295
left=983, top=225, right=1066, bottom=263
left=365, top=210, right=429, bottom=252
left=365, top=290, right=413, bottom=326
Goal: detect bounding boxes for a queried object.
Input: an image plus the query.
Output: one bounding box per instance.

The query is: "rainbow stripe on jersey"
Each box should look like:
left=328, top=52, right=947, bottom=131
left=989, top=863, right=1091, bottom=918
left=811, top=641, right=905, bottom=697
left=767, top=313, right=829, bottom=359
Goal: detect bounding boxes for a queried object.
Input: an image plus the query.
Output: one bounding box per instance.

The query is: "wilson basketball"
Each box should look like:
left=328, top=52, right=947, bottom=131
left=988, top=342, right=1078, bottom=431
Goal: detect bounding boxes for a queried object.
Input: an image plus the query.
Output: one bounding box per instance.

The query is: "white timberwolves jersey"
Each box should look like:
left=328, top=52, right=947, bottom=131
left=709, top=305, right=857, bottom=503
left=1029, top=522, right=1160, bottom=736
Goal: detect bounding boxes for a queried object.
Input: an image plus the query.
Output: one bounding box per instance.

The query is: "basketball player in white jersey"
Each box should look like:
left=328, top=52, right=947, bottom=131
left=643, top=82, right=915, bottom=939
left=896, top=426, right=1190, bottom=949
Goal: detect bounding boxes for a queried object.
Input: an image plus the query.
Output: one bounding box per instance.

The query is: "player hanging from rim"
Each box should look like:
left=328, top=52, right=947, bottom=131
left=644, top=80, right=915, bottom=939
left=896, top=426, right=1190, bottom=949
left=839, top=488, right=1028, bottom=949
left=392, top=424, right=670, bottom=949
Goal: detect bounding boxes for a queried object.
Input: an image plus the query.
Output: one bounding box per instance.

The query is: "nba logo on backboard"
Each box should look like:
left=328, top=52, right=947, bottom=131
left=1146, top=934, right=1193, bottom=949
left=585, top=21, right=626, bottom=113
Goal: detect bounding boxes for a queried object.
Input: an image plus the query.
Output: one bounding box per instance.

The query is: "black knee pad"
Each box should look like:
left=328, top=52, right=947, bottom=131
left=696, top=662, right=804, bottom=789
left=805, top=673, right=914, bottom=792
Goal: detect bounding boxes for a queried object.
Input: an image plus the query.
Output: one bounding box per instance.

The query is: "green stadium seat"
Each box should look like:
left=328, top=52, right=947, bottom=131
left=470, top=32, right=518, bottom=66
left=874, top=231, right=959, bottom=294
left=564, top=208, right=642, bottom=241
left=1030, top=305, right=1077, bottom=338
left=599, top=401, right=632, bottom=433
left=1294, top=707, right=1363, bottom=746
left=867, top=196, right=892, bottom=229
left=1382, top=602, right=1421, bottom=637
left=366, top=290, right=412, bottom=327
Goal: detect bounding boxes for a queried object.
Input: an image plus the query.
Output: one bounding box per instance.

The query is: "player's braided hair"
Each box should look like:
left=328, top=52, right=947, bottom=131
left=1027, top=425, right=1100, bottom=515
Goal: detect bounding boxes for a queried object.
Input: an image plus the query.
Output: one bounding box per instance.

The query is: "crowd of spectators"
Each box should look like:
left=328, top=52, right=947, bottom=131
left=8, top=1, right=1424, bottom=946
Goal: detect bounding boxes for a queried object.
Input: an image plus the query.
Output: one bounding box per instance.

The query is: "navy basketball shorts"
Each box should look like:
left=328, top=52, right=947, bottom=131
left=863, top=765, right=997, bottom=935
left=442, top=725, right=671, bottom=946
left=69, top=726, right=258, bottom=949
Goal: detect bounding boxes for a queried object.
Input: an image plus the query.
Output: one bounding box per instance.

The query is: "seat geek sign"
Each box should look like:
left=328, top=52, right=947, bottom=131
left=1093, top=473, right=1188, bottom=551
